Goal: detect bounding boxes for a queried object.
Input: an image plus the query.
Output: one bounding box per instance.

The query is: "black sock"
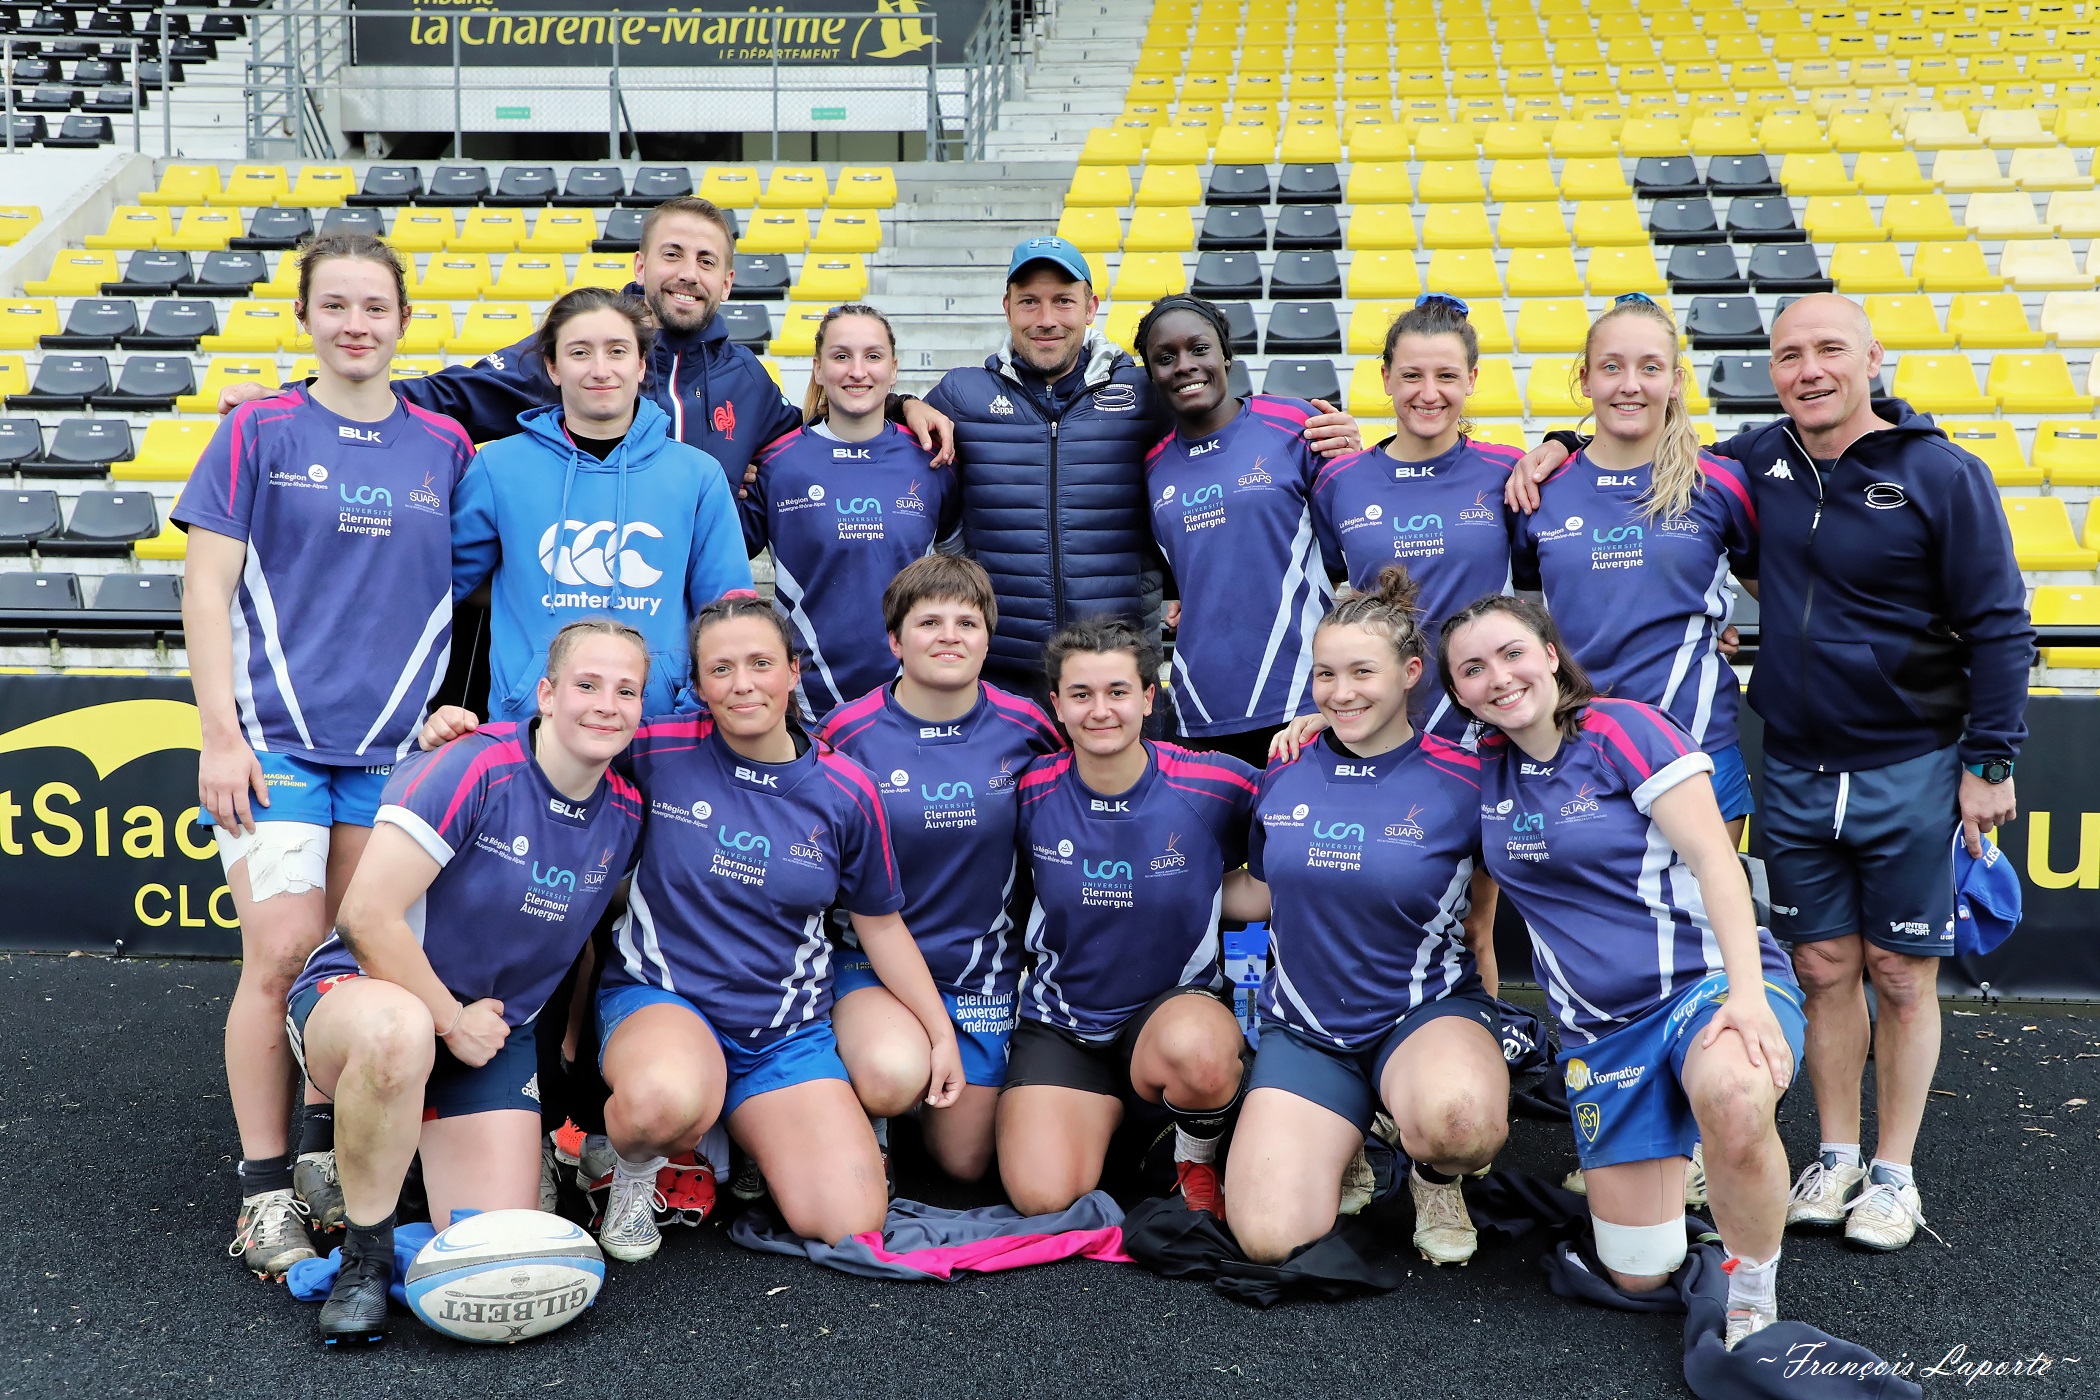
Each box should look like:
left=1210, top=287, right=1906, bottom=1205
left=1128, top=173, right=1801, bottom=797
left=238, top=1152, right=294, bottom=1197
left=343, top=1212, right=396, bottom=1272
left=1413, top=1161, right=1459, bottom=1185
left=297, top=1105, right=335, bottom=1157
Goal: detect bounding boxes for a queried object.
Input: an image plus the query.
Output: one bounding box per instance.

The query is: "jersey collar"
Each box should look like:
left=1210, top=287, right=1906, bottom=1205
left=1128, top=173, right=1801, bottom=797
left=882, top=681, right=984, bottom=746
left=707, top=726, right=817, bottom=797
left=1318, top=728, right=1419, bottom=784
left=1069, top=741, right=1159, bottom=819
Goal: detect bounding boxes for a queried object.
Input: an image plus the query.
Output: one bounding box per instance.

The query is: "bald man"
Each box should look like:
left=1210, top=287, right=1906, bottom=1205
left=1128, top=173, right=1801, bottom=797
left=1513, top=293, right=2033, bottom=1252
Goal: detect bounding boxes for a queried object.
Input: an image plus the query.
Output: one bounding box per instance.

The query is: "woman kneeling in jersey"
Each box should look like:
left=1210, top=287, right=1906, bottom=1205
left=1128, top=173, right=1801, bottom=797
left=1441, top=595, right=1805, bottom=1348
left=999, top=618, right=1259, bottom=1218
left=817, top=556, right=1063, bottom=1182
left=1224, top=566, right=1507, bottom=1266
left=290, top=621, right=648, bottom=1344
left=594, top=596, right=962, bottom=1258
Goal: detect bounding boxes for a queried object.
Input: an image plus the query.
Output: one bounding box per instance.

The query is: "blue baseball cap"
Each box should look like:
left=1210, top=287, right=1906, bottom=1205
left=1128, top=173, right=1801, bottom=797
left=1953, top=832, right=2022, bottom=959
left=1007, top=235, right=1094, bottom=286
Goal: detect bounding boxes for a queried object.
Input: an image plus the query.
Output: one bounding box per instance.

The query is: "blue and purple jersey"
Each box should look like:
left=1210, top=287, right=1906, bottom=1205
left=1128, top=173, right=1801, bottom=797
left=173, top=388, right=475, bottom=764
left=1477, top=698, right=1793, bottom=1045
left=1014, top=742, right=1259, bottom=1038
left=605, top=716, right=903, bottom=1043
left=745, top=422, right=959, bottom=720
left=1145, top=396, right=1333, bottom=737
left=293, top=722, right=643, bottom=1027
left=1250, top=732, right=1484, bottom=1049
left=1512, top=451, right=1758, bottom=750
left=817, top=681, right=1064, bottom=998
left=1310, top=435, right=1523, bottom=740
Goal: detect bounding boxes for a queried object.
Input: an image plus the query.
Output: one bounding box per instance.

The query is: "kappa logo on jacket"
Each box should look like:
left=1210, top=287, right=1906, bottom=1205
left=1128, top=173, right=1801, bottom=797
left=1766, top=458, right=1793, bottom=480
left=989, top=393, right=1015, bottom=416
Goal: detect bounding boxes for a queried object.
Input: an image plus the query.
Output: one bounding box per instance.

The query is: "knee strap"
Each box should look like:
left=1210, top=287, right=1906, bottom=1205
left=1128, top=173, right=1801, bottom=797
left=218, top=822, right=330, bottom=902
left=1592, top=1216, right=1688, bottom=1277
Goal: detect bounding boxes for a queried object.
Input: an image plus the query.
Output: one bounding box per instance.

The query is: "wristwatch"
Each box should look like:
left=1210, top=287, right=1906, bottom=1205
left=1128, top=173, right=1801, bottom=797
left=1966, top=759, right=2014, bottom=784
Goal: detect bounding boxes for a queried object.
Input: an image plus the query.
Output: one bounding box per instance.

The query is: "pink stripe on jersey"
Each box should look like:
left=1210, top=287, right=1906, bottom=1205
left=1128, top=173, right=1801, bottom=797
left=1469, top=439, right=1525, bottom=470
left=1144, top=433, right=1172, bottom=468
left=983, top=684, right=1063, bottom=746
left=1583, top=701, right=1685, bottom=780
left=634, top=715, right=714, bottom=754
left=1699, top=453, right=1758, bottom=528
left=434, top=738, right=527, bottom=836
left=818, top=688, right=889, bottom=747
left=1249, top=394, right=1313, bottom=431
left=1312, top=446, right=1366, bottom=495
left=400, top=400, right=475, bottom=457
left=1016, top=754, right=1072, bottom=800
left=1420, top=733, right=1482, bottom=769
left=225, top=397, right=300, bottom=516
left=758, top=427, right=805, bottom=464
left=819, top=751, right=895, bottom=882
left=1155, top=744, right=1262, bottom=797
left=606, top=769, right=642, bottom=805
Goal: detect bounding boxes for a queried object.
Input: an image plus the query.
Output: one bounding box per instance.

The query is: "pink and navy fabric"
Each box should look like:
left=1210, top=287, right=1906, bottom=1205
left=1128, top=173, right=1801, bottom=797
left=729, top=1191, right=1129, bottom=1282
left=1015, top=742, right=1258, bottom=1038
left=1476, top=698, right=1792, bottom=1045
left=1309, top=435, right=1523, bottom=740
left=172, top=387, right=474, bottom=764
left=292, top=722, right=643, bottom=1027
left=605, top=716, right=902, bottom=1044
left=1512, top=451, right=1758, bottom=751
left=1250, top=733, right=1485, bottom=1049
left=1144, top=395, right=1332, bottom=737
left=817, top=681, right=1063, bottom=997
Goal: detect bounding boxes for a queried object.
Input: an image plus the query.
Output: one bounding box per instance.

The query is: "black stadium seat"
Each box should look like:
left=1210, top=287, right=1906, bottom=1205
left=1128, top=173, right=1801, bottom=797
left=198, top=12, right=246, bottom=40
left=1707, top=154, right=1782, bottom=197
left=93, top=572, right=180, bottom=611
left=19, top=84, right=77, bottom=113
left=715, top=302, right=771, bottom=349
left=11, top=57, right=59, bottom=86
left=9, top=355, right=109, bottom=410
left=731, top=253, right=789, bottom=300
left=624, top=166, right=694, bottom=206
left=0, top=420, right=43, bottom=469
left=1268, top=250, right=1342, bottom=298
left=348, top=165, right=421, bottom=207
left=593, top=207, right=645, bottom=252
left=1225, top=359, right=1253, bottom=398
left=1277, top=163, right=1342, bottom=204
left=93, top=355, right=191, bottom=412
left=0, top=571, right=81, bottom=609
left=1272, top=204, right=1342, bottom=250
left=72, top=56, right=121, bottom=84
left=1264, top=301, right=1342, bottom=354
left=233, top=206, right=313, bottom=250
left=1265, top=358, right=1343, bottom=404
left=42, top=418, right=132, bottom=471
left=1725, top=196, right=1804, bottom=243
left=419, top=165, right=491, bottom=206
left=44, top=489, right=157, bottom=555
left=108, top=249, right=190, bottom=296
left=85, top=86, right=136, bottom=115
left=0, top=491, right=62, bottom=550
left=320, top=206, right=386, bottom=239
left=80, top=10, right=133, bottom=37
left=1684, top=296, right=1768, bottom=350
left=488, top=165, right=558, bottom=207
left=1708, top=355, right=1784, bottom=413
left=8, top=115, right=48, bottom=147
left=1633, top=156, right=1704, bottom=199
left=557, top=165, right=626, bottom=207
left=1747, top=243, right=1833, bottom=292
left=1217, top=300, right=1259, bottom=355
left=22, top=7, right=73, bottom=34
left=1206, top=164, right=1272, bottom=205
left=1191, top=251, right=1263, bottom=300
left=178, top=250, right=264, bottom=296
left=43, top=297, right=137, bottom=349
left=1666, top=243, right=1749, bottom=294
left=45, top=113, right=113, bottom=147
left=1649, top=197, right=1723, bottom=245
left=1197, top=205, right=1267, bottom=251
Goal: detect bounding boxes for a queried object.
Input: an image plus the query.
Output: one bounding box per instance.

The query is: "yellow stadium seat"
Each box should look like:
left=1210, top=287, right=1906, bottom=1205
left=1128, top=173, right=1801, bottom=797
left=1547, top=122, right=1619, bottom=158
left=1149, top=126, right=1212, bottom=165
left=252, top=254, right=301, bottom=301
left=1469, top=420, right=1530, bottom=450
left=1779, top=153, right=1857, bottom=194
left=0, top=205, right=39, bottom=245
left=1112, top=253, right=1187, bottom=300
left=1346, top=204, right=1417, bottom=249
left=1347, top=125, right=1413, bottom=161
left=739, top=211, right=811, bottom=254
left=2005, top=495, right=2100, bottom=569
left=812, top=211, right=882, bottom=254
left=1759, top=113, right=1833, bottom=153
left=2000, top=239, right=2095, bottom=290
left=386, top=211, right=457, bottom=255
left=2030, top=585, right=2100, bottom=667
left=699, top=167, right=761, bottom=209
left=410, top=254, right=494, bottom=300
left=1978, top=109, right=2056, bottom=147
left=523, top=211, right=597, bottom=254
left=284, top=166, right=354, bottom=208
left=2035, top=421, right=2100, bottom=484
left=1481, top=121, right=1550, bottom=159
left=1489, top=159, right=1559, bottom=202
left=134, top=523, right=188, bottom=563
left=1066, top=166, right=1134, bottom=208
left=1135, top=164, right=1203, bottom=207
left=1828, top=112, right=1904, bottom=151
left=1990, top=353, right=2098, bottom=411
left=1346, top=359, right=1390, bottom=414
left=1514, top=298, right=1593, bottom=352
left=1863, top=295, right=1953, bottom=348
left=1939, top=421, right=2041, bottom=486
left=1281, top=121, right=1345, bottom=163
left=1847, top=151, right=1932, bottom=196
left=1526, top=356, right=1588, bottom=416
left=82, top=206, right=171, bottom=250
left=760, top=166, right=829, bottom=209
left=1572, top=200, right=1646, bottom=247
left=24, top=251, right=117, bottom=297
left=1560, top=159, right=1630, bottom=200
left=161, top=208, right=240, bottom=252
left=1057, top=207, right=1123, bottom=253
left=1080, top=127, right=1149, bottom=165
left=114, top=419, right=218, bottom=483
left=1686, top=113, right=1755, bottom=155
left=176, top=357, right=278, bottom=414
left=1214, top=125, right=1280, bottom=163
left=1469, top=359, right=1525, bottom=416
left=2041, top=290, right=2100, bottom=345
left=1889, top=353, right=1998, bottom=412
left=1965, top=192, right=2047, bottom=238
left=1585, top=246, right=1666, bottom=296
left=400, top=307, right=455, bottom=355
left=1935, top=149, right=2016, bottom=192
left=1418, top=161, right=1487, bottom=202
left=1422, top=205, right=1494, bottom=249
left=569, top=255, right=635, bottom=293
left=1346, top=302, right=1406, bottom=355
left=1121, top=208, right=1195, bottom=254
left=488, top=255, right=568, bottom=301
left=1905, top=109, right=1982, bottom=148
left=208, top=166, right=291, bottom=207
left=2007, top=147, right=2093, bottom=194
left=1619, top=117, right=1688, bottom=156
left=448, top=304, right=535, bottom=357
left=1878, top=193, right=1964, bottom=241
left=1347, top=162, right=1414, bottom=204
left=453, top=209, right=527, bottom=253
left=1914, top=240, right=2003, bottom=291
left=831, top=166, right=898, bottom=210
left=1426, top=249, right=1506, bottom=298
left=1099, top=301, right=1149, bottom=355
left=1505, top=248, right=1585, bottom=297
left=139, top=163, right=220, bottom=208
left=1803, top=195, right=1883, bottom=242
left=200, top=300, right=297, bottom=352
left=1349, top=252, right=1423, bottom=299
left=1470, top=303, right=1516, bottom=354
left=1498, top=201, right=1570, bottom=247
left=1948, top=293, right=2047, bottom=347
left=766, top=306, right=826, bottom=357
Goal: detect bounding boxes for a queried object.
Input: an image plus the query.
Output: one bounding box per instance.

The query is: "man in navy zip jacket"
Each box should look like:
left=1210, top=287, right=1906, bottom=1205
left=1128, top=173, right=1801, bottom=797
left=921, top=237, right=1359, bottom=703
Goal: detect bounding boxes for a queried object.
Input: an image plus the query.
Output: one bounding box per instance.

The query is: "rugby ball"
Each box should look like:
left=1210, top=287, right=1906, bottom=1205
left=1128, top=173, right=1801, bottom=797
left=404, top=1209, right=604, bottom=1344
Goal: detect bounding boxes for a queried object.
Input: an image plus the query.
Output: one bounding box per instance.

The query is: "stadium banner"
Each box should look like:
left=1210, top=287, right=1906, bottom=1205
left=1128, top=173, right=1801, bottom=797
left=349, top=0, right=992, bottom=67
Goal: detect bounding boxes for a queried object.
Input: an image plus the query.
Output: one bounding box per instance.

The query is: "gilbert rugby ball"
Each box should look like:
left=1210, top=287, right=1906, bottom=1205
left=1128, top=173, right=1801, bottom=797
left=404, top=1209, right=604, bottom=1344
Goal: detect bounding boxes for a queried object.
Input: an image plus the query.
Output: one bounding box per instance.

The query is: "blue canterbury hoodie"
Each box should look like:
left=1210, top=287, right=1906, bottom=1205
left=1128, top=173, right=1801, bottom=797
left=451, top=397, right=753, bottom=722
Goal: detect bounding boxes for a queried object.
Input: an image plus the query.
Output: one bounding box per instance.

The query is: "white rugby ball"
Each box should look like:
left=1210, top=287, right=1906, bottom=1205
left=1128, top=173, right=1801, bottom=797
left=404, top=1209, right=604, bottom=1344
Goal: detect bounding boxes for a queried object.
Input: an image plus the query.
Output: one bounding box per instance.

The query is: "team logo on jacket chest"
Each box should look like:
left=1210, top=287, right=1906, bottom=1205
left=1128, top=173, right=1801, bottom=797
left=1147, top=832, right=1188, bottom=877
left=1558, top=783, right=1602, bottom=821
left=1092, top=385, right=1138, bottom=413
left=989, top=393, right=1015, bottom=416
left=895, top=479, right=927, bottom=515
left=1381, top=804, right=1429, bottom=845
left=787, top=824, right=828, bottom=868
left=405, top=471, right=445, bottom=516
left=1236, top=461, right=1275, bottom=492
left=713, top=401, right=737, bottom=439
left=1457, top=492, right=1497, bottom=525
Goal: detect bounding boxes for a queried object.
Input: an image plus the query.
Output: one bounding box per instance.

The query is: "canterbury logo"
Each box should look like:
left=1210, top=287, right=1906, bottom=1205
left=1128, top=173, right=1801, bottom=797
left=536, top=520, right=665, bottom=588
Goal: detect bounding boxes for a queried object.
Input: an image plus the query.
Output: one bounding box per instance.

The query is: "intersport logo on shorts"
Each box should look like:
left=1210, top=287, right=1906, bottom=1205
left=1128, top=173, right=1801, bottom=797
left=536, top=519, right=665, bottom=588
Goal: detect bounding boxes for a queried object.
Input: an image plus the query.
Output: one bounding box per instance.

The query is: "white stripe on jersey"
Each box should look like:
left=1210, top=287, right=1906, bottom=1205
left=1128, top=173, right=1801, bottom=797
left=228, top=596, right=266, bottom=750
left=1658, top=553, right=1733, bottom=743
left=1268, top=947, right=1342, bottom=1047
left=1526, top=918, right=1618, bottom=1044
left=1022, top=898, right=1079, bottom=1030
left=956, top=854, right=1020, bottom=997
left=1243, top=509, right=1329, bottom=721
left=355, top=589, right=453, bottom=760
left=1172, top=646, right=1216, bottom=727
left=1665, top=842, right=1725, bottom=978
left=1407, top=859, right=1475, bottom=1010
left=771, top=555, right=847, bottom=712
left=240, top=546, right=315, bottom=751
left=1174, top=884, right=1226, bottom=986
left=768, top=912, right=828, bottom=1031
left=405, top=893, right=427, bottom=947
left=1638, top=819, right=1680, bottom=1007
left=616, top=882, right=677, bottom=991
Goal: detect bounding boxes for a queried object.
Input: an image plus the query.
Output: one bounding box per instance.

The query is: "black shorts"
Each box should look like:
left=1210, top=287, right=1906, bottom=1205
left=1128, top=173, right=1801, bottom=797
left=288, top=976, right=542, bottom=1121
left=1246, top=981, right=1501, bottom=1132
left=1005, top=986, right=1229, bottom=1100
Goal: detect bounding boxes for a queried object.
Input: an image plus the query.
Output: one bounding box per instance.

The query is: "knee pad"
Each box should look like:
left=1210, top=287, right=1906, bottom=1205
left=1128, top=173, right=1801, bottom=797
left=217, top=821, right=330, bottom=902
left=1591, top=1216, right=1688, bottom=1278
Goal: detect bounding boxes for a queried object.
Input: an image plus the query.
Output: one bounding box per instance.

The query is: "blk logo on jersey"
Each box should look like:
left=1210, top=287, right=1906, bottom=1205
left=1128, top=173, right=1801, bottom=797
left=734, top=765, right=780, bottom=789
left=548, top=796, right=588, bottom=821
left=918, top=724, right=963, bottom=740
left=338, top=425, right=383, bottom=444
left=1089, top=798, right=1131, bottom=813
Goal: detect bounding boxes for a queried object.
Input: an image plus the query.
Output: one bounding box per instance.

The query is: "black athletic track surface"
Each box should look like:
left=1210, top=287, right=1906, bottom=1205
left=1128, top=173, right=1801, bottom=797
left=2, top=952, right=2093, bottom=1398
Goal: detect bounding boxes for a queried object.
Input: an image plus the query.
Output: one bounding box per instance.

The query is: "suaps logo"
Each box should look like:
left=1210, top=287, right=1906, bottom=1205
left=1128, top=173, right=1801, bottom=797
left=718, top=827, right=772, bottom=858
left=340, top=483, right=393, bottom=507
left=536, top=520, right=665, bottom=588
left=789, top=824, right=827, bottom=863
left=1236, top=454, right=1273, bottom=490
left=407, top=471, right=443, bottom=513
left=582, top=846, right=615, bottom=889
left=1592, top=524, right=1645, bottom=544
left=531, top=861, right=575, bottom=891
left=987, top=759, right=1016, bottom=792
left=1313, top=819, right=1367, bottom=844
left=1395, top=512, right=1445, bottom=535
left=922, top=780, right=975, bottom=802
left=1082, top=857, right=1134, bottom=881
left=895, top=479, right=927, bottom=514
left=1386, top=804, right=1428, bottom=841
left=1458, top=491, right=1497, bottom=524
left=1559, top=783, right=1601, bottom=818
left=1149, top=832, right=1187, bottom=873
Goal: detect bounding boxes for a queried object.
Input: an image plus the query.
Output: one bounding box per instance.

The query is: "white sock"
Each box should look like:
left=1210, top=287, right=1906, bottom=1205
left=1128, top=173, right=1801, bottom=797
left=614, top=1152, right=667, bottom=1182
left=1173, top=1125, right=1218, bottom=1164
left=1868, top=1157, right=1914, bottom=1189
left=870, top=1116, right=890, bottom=1152
left=1818, top=1142, right=1863, bottom=1168
left=1725, top=1250, right=1780, bottom=1313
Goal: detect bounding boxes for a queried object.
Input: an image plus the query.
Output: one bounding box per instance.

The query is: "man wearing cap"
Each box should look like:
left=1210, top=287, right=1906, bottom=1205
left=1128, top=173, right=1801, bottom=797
left=921, top=236, right=1361, bottom=702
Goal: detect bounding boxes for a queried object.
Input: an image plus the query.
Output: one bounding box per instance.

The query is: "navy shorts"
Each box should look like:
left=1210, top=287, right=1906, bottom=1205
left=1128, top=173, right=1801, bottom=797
left=1758, top=743, right=1960, bottom=955
left=1245, top=980, right=1502, bottom=1133
left=1004, top=986, right=1229, bottom=1100
left=287, top=975, right=542, bottom=1121
left=833, top=953, right=1016, bottom=1090
left=1708, top=741, right=1755, bottom=823
left=594, top=983, right=851, bottom=1119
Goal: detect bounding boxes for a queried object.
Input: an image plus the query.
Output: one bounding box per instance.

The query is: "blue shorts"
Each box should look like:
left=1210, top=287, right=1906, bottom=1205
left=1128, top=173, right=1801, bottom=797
left=1561, top=970, right=1807, bottom=1171
left=1758, top=744, right=1960, bottom=955
left=1246, top=981, right=1502, bottom=1133
left=833, top=953, right=1016, bottom=1090
left=1708, top=741, right=1755, bottom=823
left=594, top=983, right=851, bottom=1120
left=287, top=975, right=542, bottom=1121
left=196, top=751, right=392, bottom=829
